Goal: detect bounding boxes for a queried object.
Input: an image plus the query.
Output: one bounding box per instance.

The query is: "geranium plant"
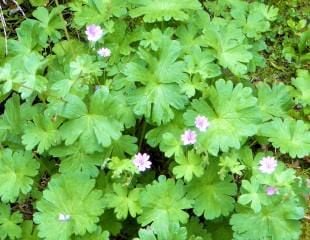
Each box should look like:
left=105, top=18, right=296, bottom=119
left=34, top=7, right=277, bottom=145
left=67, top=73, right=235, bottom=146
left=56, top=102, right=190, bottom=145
left=0, top=0, right=309, bottom=239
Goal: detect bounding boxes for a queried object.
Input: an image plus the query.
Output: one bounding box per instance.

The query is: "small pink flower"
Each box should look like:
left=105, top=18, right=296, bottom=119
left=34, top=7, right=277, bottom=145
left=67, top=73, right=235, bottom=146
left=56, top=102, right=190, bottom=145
left=133, top=153, right=151, bottom=172
left=266, top=186, right=278, bottom=196
left=181, top=130, right=197, bottom=145
left=195, top=115, right=210, bottom=132
left=258, top=156, right=277, bottom=174
left=85, top=24, right=104, bottom=42
left=97, top=47, right=111, bottom=57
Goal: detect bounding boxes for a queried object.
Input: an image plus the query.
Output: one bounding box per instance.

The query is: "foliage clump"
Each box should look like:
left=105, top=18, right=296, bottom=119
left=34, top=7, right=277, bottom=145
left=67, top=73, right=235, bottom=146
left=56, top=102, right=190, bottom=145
left=0, top=0, right=309, bottom=239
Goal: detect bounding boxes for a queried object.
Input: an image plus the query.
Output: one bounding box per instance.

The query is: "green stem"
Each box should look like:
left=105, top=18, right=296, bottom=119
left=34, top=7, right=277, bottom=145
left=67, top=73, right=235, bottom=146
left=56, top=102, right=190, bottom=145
left=55, top=0, right=70, bottom=41
left=138, top=119, right=147, bottom=151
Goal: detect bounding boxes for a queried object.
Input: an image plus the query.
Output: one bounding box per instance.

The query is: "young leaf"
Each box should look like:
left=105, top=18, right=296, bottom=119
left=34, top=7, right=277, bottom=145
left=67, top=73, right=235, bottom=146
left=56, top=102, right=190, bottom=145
left=173, top=150, right=205, bottom=182
left=22, top=114, right=62, bottom=154
left=34, top=173, right=105, bottom=240
left=104, top=184, right=142, bottom=220
left=218, top=153, right=245, bottom=180
left=0, top=149, right=39, bottom=203
left=238, top=178, right=268, bottom=213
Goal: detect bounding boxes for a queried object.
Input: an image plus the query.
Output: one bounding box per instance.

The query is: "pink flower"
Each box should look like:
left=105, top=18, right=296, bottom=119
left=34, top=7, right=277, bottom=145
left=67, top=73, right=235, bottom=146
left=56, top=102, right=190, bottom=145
left=97, top=47, right=111, bottom=57
left=258, top=156, right=277, bottom=174
left=181, top=130, right=197, bottom=145
left=266, top=186, right=278, bottom=196
left=133, top=153, right=151, bottom=172
left=85, top=24, right=104, bottom=42
left=195, top=115, right=210, bottom=132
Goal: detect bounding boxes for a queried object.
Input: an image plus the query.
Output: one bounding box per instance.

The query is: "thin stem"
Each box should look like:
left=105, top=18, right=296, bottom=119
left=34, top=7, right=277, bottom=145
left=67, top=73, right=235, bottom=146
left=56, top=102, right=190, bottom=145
left=11, top=0, right=26, bottom=17
left=138, top=119, right=147, bottom=151
left=0, top=3, right=8, bottom=55
left=55, top=0, right=71, bottom=41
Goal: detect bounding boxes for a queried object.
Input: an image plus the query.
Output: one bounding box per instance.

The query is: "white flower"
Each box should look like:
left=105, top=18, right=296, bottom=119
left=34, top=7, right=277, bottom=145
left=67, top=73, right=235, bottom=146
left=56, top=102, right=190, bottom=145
left=97, top=47, right=111, bottom=57
left=58, top=213, right=71, bottom=222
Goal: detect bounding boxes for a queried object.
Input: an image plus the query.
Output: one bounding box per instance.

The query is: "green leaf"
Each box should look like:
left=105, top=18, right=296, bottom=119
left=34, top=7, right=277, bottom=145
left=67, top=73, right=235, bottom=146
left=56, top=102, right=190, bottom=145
left=105, top=135, right=138, bottom=158
left=184, top=46, right=221, bottom=79
left=218, top=152, right=245, bottom=180
left=29, top=0, right=49, bottom=6
left=173, top=150, right=205, bottom=182
left=0, top=204, right=23, bottom=240
left=184, top=79, right=261, bottom=156
left=33, top=6, right=66, bottom=42
left=34, top=173, right=105, bottom=240
left=230, top=201, right=304, bottom=240
left=107, top=157, right=137, bottom=179
left=104, top=184, right=142, bottom=220
left=186, top=217, right=211, bottom=240
left=50, top=142, right=103, bottom=177
left=59, top=93, right=123, bottom=152
left=8, top=19, right=47, bottom=54
left=238, top=178, right=268, bottom=213
left=129, top=0, right=201, bottom=22
left=292, top=69, right=310, bottom=107
left=256, top=82, right=292, bottom=121
left=259, top=118, right=310, bottom=158
left=21, top=220, right=39, bottom=240
left=138, top=224, right=187, bottom=240
left=0, top=94, right=24, bottom=137
left=0, top=149, right=39, bottom=203
left=74, top=228, right=109, bottom=240
left=138, top=176, right=192, bottom=239
left=72, top=0, right=128, bottom=27
left=125, top=39, right=188, bottom=125
left=22, top=114, right=62, bottom=154
left=202, top=21, right=252, bottom=76
left=230, top=2, right=278, bottom=39
left=128, top=83, right=188, bottom=125
left=145, top=113, right=184, bottom=149
left=187, top=162, right=237, bottom=220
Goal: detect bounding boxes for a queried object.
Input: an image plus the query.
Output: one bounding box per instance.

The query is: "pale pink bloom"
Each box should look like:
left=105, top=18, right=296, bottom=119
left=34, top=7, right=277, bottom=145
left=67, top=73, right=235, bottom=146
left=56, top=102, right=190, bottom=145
left=85, top=24, right=104, bottom=42
left=97, top=47, right=111, bottom=57
left=258, top=156, right=277, bottom=174
left=195, top=115, right=210, bottom=132
left=266, top=186, right=278, bottom=196
left=133, top=153, right=151, bottom=172
left=181, top=129, right=197, bottom=145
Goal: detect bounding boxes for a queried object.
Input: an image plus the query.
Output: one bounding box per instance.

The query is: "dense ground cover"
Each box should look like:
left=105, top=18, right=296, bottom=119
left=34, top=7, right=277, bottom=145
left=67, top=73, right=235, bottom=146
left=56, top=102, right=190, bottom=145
left=0, top=0, right=309, bottom=239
